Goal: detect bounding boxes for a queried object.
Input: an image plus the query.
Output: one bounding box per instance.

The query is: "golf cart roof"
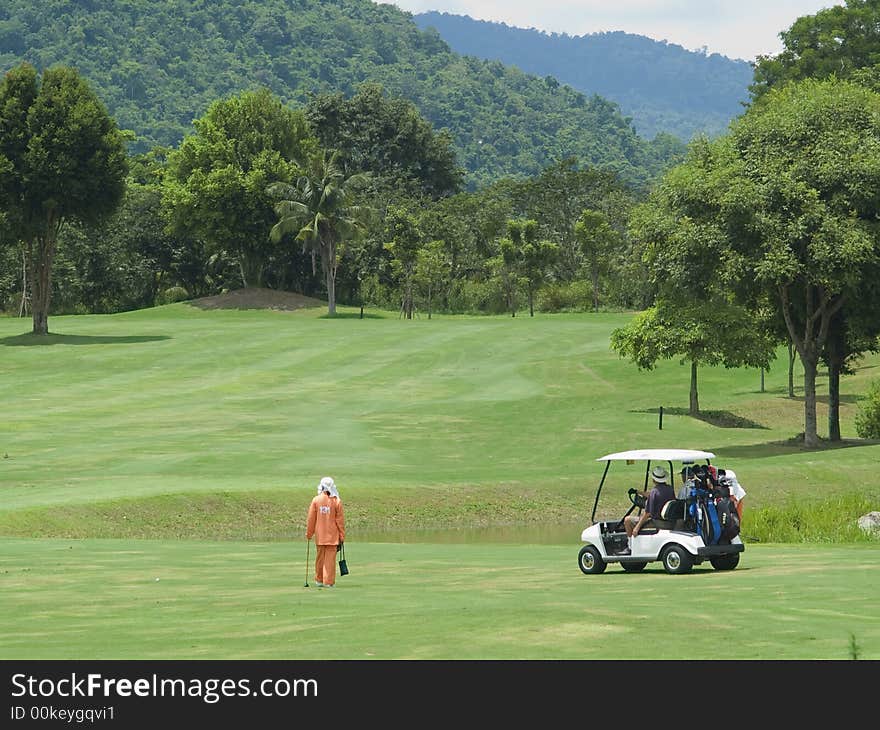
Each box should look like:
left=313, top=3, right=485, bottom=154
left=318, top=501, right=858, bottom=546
left=597, top=449, right=715, bottom=463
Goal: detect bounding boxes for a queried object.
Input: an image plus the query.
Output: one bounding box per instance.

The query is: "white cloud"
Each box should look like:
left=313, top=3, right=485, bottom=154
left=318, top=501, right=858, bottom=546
left=383, top=1, right=846, bottom=61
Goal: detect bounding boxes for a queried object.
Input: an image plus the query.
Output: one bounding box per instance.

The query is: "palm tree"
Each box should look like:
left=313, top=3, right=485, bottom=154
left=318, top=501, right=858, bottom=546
left=268, top=149, right=371, bottom=315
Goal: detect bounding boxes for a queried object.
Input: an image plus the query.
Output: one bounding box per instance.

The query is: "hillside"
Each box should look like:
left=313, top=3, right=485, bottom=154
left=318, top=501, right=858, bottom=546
left=413, top=11, right=754, bottom=141
left=0, top=0, right=686, bottom=190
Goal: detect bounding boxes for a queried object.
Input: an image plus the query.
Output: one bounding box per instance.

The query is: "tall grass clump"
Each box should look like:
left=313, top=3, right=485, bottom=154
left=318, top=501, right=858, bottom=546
left=744, top=494, right=880, bottom=543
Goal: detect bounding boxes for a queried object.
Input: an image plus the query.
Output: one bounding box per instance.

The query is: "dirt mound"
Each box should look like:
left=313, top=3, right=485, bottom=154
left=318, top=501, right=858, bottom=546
left=189, top=287, right=324, bottom=311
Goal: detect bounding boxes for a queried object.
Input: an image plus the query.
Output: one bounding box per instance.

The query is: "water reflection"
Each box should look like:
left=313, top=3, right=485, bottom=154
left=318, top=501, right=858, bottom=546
left=353, top=523, right=585, bottom=544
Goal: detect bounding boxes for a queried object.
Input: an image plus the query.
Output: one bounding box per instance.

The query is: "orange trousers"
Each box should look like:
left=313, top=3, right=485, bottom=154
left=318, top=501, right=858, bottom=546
left=314, top=544, right=338, bottom=586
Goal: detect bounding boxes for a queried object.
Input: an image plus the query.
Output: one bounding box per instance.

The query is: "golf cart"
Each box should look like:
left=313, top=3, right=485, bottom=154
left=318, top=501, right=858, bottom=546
left=578, top=449, right=744, bottom=575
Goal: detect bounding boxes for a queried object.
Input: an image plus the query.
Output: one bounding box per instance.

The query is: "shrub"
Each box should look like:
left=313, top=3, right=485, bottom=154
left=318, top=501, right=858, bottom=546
left=854, top=379, right=880, bottom=439
left=157, top=286, right=190, bottom=305
left=445, top=278, right=507, bottom=314
left=536, top=280, right=592, bottom=312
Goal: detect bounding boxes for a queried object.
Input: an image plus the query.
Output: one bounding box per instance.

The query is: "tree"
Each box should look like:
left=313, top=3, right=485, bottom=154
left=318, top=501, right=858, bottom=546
left=610, top=299, right=775, bottom=416
left=751, top=0, right=880, bottom=98
left=305, top=83, right=464, bottom=198
left=749, top=2, right=880, bottom=439
left=383, top=205, right=423, bottom=319
left=0, top=63, right=127, bottom=335
left=734, top=79, right=880, bottom=446
left=634, top=79, right=880, bottom=446
left=575, top=209, right=621, bottom=312
left=268, top=148, right=371, bottom=315
left=506, top=219, right=557, bottom=317
left=162, top=88, right=311, bottom=289
left=513, top=158, right=626, bottom=280
left=414, top=240, right=449, bottom=320
left=493, top=235, right=524, bottom=317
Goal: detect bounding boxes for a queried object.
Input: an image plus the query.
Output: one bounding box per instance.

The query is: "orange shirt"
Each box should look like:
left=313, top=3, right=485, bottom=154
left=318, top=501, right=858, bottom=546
left=306, top=492, right=345, bottom=545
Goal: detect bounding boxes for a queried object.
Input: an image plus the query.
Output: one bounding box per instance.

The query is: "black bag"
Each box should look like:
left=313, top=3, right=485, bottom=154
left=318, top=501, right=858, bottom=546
left=338, top=543, right=349, bottom=576
left=716, top=497, right=741, bottom=542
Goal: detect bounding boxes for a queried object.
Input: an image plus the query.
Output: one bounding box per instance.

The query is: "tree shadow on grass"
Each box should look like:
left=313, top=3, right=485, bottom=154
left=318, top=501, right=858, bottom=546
left=318, top=311, right=387, bottom=320
left=0, top=333, right=171, bottom=346
left=637, top=406, right=768, bottom=429
left=710, top=437, right=880, bottom=459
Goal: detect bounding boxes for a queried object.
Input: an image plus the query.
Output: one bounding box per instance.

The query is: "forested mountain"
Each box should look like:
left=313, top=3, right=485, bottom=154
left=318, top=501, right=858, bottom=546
left=0, top=0, right=686, bottom=191
left=413, top=11, right=754, bottom=142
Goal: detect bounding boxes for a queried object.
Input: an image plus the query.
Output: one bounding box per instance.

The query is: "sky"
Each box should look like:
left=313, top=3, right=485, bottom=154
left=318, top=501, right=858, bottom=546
left=381, top=1, right=847, bottom=62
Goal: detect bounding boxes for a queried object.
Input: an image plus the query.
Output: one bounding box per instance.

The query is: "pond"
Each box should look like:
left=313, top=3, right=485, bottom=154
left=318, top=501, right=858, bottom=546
left=352, top=522, right=586, bottom=545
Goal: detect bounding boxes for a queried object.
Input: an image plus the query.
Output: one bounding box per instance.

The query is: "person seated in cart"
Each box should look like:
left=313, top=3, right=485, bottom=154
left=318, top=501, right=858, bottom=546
left=678, top=462, right=696, bottom=499
left=623, top=465, right=675, bottom=553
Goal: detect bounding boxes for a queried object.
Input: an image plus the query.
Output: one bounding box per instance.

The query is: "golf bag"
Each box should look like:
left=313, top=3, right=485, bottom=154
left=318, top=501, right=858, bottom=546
left=687, top=485, right=722, bottom=545
left=714, top=495, right=740, bottom=543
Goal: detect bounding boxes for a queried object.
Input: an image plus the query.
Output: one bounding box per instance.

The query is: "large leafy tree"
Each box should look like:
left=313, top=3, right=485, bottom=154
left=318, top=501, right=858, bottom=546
left=414, top=240, right=449, bottom=320
left=750, top=0, right=880, bottom=440
left=512, top=158, right=631, bottom=280
left=575, top=209, right=621, bottom=312
left=751, top=0, right=880, bottom=98
left=616, top=155, right=778, bottom=416
left=0, top=63, right=127, bottom=335
left=383, top=204, right=423, bottom=319
left=162, top=88, right=311, bottom=289
left=305, top=83, right=464, bottom=199
left=611, top=300, right=775, bottom=416
left=635, top=79, right=880, bottom=445
left=505, top=219, right=558, bottom=317
left=268, top=148, right=371, bottom=315
left=735, top=79, right=880, bottom=446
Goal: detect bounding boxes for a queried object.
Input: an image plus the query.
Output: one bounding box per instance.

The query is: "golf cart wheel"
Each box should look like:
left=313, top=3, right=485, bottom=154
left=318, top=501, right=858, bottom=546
left=710, top=553, right=740, bottom=571
left=661, top=544, right=693, bottom=575
left=578, top=545, right=607, bottom=574
left=621, top=561, right=647, bottom=573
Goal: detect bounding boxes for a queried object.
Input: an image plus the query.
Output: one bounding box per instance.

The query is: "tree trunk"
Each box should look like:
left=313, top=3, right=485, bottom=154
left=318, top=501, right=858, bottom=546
left=828, top=359, right=841, bottom=442
left=779, top=282, right=841, bottom=448
left=326, top=264, right=336, bottom=315
left=788, top=342, right=795, bottom=398
left=528, top=284, right=534, bottom=317
left=591, top=262, right=600, bottom=312
left=322, top=236, right=337, bottom=316
left=802, top=356, right=820, bottom=447
left=19, top=246, right=29, bottom=318
left=238, top=251, right=264, bottom=289
left=29, top=229, right=58, bottom=336
left=689, top=361, right=699, bottom=416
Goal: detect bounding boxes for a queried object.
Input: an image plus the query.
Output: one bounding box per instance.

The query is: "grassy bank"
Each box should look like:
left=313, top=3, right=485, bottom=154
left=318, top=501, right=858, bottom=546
left=2, top=302, right=879, bottom=540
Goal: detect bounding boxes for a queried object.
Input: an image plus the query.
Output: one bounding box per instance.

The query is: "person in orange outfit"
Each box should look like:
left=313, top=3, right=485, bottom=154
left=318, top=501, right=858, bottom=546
left=306, top=477, right=345, bottom=588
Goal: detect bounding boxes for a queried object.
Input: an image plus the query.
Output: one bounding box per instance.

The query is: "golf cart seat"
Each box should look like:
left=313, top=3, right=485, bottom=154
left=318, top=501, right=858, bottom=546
left=651, top=499, right=687, bottom=530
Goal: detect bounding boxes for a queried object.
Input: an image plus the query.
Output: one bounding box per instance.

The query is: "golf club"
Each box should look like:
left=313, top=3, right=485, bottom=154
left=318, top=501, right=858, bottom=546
left=304, top=538, right=310, bottom=587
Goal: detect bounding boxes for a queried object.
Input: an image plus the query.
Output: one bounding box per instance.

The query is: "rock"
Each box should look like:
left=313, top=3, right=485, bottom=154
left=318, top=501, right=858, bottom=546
left=857, top=512, right=880, bottom=535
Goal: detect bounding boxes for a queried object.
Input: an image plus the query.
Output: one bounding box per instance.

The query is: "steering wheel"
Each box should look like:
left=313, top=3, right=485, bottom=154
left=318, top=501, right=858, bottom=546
left=628, top=487, right=646, bottom=509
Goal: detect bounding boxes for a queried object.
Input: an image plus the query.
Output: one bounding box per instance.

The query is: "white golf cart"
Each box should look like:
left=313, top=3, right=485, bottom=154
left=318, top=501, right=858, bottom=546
left=578, top=448, right=744, bottom=575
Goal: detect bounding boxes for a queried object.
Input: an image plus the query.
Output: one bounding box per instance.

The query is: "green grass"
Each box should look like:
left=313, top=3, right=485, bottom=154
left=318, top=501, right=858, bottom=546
left=2, top=303, right=879, bottom=522
left=1, top=302, right=879, bottom=659
left=1, top=538, right=877, bottom=660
